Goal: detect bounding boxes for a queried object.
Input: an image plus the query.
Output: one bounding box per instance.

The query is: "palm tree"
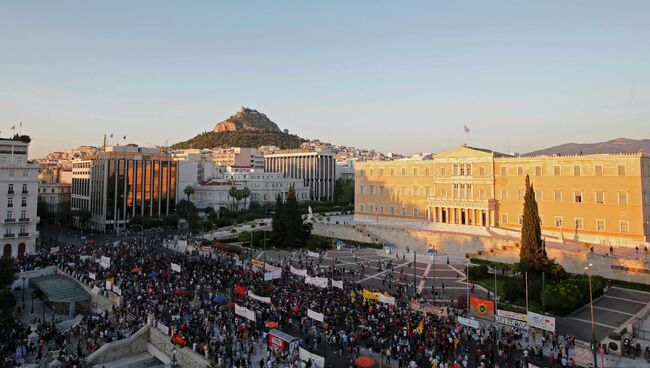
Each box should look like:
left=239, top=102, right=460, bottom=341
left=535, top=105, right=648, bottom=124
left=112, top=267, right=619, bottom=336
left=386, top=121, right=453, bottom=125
left=241, top=187, right=251, bottom=210
left=228, top=186, right=239, bottom=211
left=183, top=185, right=195, bottom=202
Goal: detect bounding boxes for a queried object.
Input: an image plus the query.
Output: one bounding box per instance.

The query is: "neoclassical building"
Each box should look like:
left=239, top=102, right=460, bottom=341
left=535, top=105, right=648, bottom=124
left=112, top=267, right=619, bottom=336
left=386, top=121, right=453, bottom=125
left=355, top=145, right=650, bottom=247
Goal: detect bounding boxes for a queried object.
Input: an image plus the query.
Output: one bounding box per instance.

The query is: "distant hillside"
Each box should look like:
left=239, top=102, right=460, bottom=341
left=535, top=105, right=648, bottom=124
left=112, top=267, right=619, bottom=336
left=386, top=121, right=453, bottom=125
left=213, top=106, right=280, bottom=132
left=173, top=107, right=306, bottom=149
left=172, top=130, right=305, bottom=150
left=526, top=138, right=650, bottom=156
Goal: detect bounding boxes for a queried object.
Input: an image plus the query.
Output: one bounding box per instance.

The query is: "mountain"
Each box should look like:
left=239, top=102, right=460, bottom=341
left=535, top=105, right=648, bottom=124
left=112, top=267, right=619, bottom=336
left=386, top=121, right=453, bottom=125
left=526, top=138, right=650, bottom=156
left=213, top=106, right=281, bottom=132
left=173, top=107, right=304, bottom=150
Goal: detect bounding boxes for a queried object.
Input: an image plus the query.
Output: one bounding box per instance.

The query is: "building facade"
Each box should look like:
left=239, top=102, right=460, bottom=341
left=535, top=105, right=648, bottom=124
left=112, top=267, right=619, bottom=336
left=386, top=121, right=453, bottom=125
left=355, top=145, right=650, bottom=247
left=0, top=138, right=39, bottom=258
left=213, top=147, right=264, bottom=169
left=264, top=150, right=336, bottom=201
left=191, top=167, right=310, bottom=211
left=71, top=146, right=178, bottom=232
left=38, top=183, right=71, bottom=213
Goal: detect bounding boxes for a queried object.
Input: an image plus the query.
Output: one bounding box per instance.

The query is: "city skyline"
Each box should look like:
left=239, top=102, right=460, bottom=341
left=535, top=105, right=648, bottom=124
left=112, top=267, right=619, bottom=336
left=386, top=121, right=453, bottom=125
left=2, top=1, right=649, bottom=158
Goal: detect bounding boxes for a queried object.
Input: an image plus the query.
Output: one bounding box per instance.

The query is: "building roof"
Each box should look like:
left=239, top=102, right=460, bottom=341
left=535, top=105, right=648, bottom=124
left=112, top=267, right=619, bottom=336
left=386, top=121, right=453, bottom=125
left=31, top=275, right=91, bottom=303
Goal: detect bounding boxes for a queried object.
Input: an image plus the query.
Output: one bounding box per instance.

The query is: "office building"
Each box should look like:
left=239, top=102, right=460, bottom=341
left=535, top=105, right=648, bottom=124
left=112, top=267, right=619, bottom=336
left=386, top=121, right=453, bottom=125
left=264, top=149, right=336, bottom=201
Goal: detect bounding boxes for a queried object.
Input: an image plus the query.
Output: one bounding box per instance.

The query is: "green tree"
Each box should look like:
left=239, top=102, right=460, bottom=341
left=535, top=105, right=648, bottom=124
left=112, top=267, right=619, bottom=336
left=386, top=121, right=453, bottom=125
left=37, top=198, right=51, bottom=223
left=183, top=185, right=195, bottom=202
left=270, top=194, right=287, bottom=248
left=0, top=256, right=17, bottom=327
left=241, top=187, right=251, bottom=209
left=75, top=209, right=92, bottom=229
left=285, top=185, right=311, bottom=248
left=334, top=178, right=355, bottom=205
left=519, top=175, right=548, bottom=272
left=228, top=186, right=239, bottom=211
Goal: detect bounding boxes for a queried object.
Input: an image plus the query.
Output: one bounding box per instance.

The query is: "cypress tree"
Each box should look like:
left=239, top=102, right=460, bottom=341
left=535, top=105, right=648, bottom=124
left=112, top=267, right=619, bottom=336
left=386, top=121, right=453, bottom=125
left=271, top=194, right=287, bottom=248
left=519, top=174, right=546, bottom=272
left=284, top=185, right=309, bottom=248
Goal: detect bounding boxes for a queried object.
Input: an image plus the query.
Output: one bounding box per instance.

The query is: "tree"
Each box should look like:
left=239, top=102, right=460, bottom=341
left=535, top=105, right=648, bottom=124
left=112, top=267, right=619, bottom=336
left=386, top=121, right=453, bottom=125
left=334, top=178, right=354, bottom=205
left=37, top=198, right=51, bottom=223
left=519, top=175, right=548, bottom=272
left=270, top=194, right=287, bottom=248
left=241, top=187, right=251, bottom=209
left=76, top=209, right=92, bottom=229
left=284, top=185, right=311, bottom=248
left=228, top=186, right=239, bottom=211
left=0, top=256, right=17, bottom=327
left=183, top=185, right=195, bottom=202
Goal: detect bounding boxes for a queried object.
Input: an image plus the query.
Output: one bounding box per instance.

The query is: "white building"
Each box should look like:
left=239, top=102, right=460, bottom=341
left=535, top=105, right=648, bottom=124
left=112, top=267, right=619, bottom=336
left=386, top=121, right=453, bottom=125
left=38, top=183, right=71, bottom=213
left=336, top=159, right=356, bottom=180
left=191, top=167, right=310, bottom=211
left=212, top=147, right=264, bottom=169
left=264, top=149, right=336, bottom=201
left=1, top=138, right=39, bottom=258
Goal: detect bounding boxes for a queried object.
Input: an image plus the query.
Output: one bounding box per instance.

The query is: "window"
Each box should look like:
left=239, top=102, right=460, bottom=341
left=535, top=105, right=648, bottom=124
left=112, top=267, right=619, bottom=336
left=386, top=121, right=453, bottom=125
left=360, top=204, right=364, bottom=212
left=23, top=170, right=28, bottom=177
left=553, top=166, right=560, bottom=176
left=574, top=165, right=581, bottom=176
left=517, top=190, right=524, bottom=200
left=19, top=226, right=25, bottom=235
left=379, top=186, right=384, bottom=196
left=380, top=206, right=384, bottom=214
left=466, top=164, right=472, bottom=176
left=574, top=218, right=583, bottom=229
left=535, top=166, right=541, bottom=176
left=379, top=169, right=384, bottom=176
left=618, top=165, right=626, bottom=176
left=369, top=169, right=373, bottom=176
left=413, top=208, right=418, bottom=217
left=645, top=192, right=650, bottom=205
left=554, top=190, right=562, bottom=202
left=401, top=207, right=407, bottom=216
left=574, top=191, right=583, bottom=203
left=6, top=211, right=12, bottom=220
left=401, top=168, right=406, bottom=176
left=9, top=170, right=14, bottom=177
left=359, top=185, right=364, bottom=195
left=501, top=213, right=508, bottom=224
left=618, top=192, right=628, bottom=205
left=536, top=190, right=543, bottom=202
left=413, top=168, right=418, bottom=176
left=595, top=191, right=605, bottom=204
left=7, top=198, right=13, bottom=208
left=554, top=217, right=564, bottom=227
left=401, top=186, right=406, bottom=196
left=425, top=168, right=430, bottom=176
left=8, top=184, right=13, bottom=193
left=440, top=167, right=446, bottom=176
left=518, top=215, right=523, bottom=225
left=20, top=211, right=26, bottom=220
left=517, top=166, right=524, bottom=176
left=459, top=165, right=465, bottom=176
left=500, top=167, right=506, bottom=176
left=390, top=168, right=394, bottom=176
left=620, top=221, right=629, bottom=233
left=441, top=188, right=447, bottom=198
left=359, top=170, right=365, bottom=176
left=596, top=219, right=605, bottom=231
left=479, top=167, right=485, bottom=176
left=390, top=207, right=395, bottom=215
left=480, top=189, right=486, bottom=200
left=501, top=189, right=508, bottom=200
left=369, top=205, right=374, bottom=213
left=595, top=165, right=603, bottom=176
left=369, top=185, right=375, bottom=195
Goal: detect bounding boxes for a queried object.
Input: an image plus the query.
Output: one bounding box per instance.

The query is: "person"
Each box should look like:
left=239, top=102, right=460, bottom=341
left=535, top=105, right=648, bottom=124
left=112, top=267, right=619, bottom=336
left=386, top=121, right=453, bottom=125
left=609, top=246, right=614, bottom=255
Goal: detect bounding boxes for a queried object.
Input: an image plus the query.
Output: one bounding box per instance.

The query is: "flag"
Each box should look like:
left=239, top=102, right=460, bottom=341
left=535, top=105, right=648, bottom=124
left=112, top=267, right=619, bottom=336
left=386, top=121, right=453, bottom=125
left=350, top=290, right=356, bottom=303
left=469, top=296, right=495, bottom=321
left=11, top=125, right=15, bottom=130
left=110, top=134, right=114, bottom=138
left=416, top=319, right=424, bottom=334
left=234, top=284, right=246, bottom=297
left=19, top=121, right=22, bottom=127
left=464, top=124, right=470, bottom=134
left=123, top=135, right=126, bottom=140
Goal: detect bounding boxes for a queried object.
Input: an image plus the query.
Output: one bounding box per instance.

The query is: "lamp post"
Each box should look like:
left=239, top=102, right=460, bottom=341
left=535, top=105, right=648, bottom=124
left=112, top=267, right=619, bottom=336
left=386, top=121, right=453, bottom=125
left=21, top=277, right=26, bottom=304
left=432, top=247, right=436, bottom=303
left=585, top=263, right=598, bottom=368
left=466, top=261, right=470, bottom=310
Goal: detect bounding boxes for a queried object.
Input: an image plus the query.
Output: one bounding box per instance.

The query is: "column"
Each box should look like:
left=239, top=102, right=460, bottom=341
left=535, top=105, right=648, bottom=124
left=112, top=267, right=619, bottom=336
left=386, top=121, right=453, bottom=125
left=490, top=210, right=495, bottom=227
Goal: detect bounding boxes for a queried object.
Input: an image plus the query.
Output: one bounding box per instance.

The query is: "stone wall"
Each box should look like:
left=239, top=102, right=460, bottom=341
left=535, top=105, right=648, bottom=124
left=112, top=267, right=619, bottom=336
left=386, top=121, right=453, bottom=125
left=311, top=223, right=377, bottom=244
left=85, top=323, right=150, bottom=367
left=149, top=326, right=211, bottom=368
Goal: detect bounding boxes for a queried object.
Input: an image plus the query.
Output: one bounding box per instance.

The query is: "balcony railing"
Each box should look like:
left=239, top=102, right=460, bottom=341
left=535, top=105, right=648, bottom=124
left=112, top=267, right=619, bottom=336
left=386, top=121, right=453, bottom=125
left=17, top=233, right=29, bottom=237
left=16, top=217, right=29, bottom=223
left=21, top=190, right=28, bottom=194
left=4, top=218, right=16, bottom=223
left=7, top=204, right=13, bottom=208
left=3, top=234, right=15, bottom=238
left=7, top=190, right=14, bottom=194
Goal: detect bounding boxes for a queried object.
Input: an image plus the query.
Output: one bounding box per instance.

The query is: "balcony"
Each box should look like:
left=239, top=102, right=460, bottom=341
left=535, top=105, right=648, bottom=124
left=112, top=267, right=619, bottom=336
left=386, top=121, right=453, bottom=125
left=3, top=234, right=15, bottom=238
left=3, top=218, right=15, bottom=223
left=7, top=190, right=14, bottom=195
left=16, top=217, right=30, bottom=223
left=21, top=190, right=28, bottom=194
left=17, top=233, right=29, bottom=238
left=7, top=204, right=13, bottom=208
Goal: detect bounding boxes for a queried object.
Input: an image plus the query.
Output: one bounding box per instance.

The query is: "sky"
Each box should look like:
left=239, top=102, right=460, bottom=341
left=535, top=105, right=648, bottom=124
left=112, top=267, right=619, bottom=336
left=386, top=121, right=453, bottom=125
left=1, top=1, right=649, bottom=158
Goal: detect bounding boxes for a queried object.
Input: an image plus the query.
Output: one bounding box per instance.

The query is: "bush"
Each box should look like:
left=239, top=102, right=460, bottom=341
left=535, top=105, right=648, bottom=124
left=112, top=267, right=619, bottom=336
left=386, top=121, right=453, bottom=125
left=468, top=264, right=488, bottom=279
left=544, top=283, right=582, bottom=314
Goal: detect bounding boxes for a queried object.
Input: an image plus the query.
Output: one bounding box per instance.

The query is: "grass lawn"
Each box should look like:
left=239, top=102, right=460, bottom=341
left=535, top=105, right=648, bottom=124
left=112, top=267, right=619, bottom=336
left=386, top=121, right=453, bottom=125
left=470, top=273, right=543, bottom=313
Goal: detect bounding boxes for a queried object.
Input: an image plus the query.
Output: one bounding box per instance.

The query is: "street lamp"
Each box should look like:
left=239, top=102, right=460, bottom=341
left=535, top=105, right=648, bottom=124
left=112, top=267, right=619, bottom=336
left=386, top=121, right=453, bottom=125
left=22, top=277, right=26, bottom=305
left=585, top=263, right=598, bottom=368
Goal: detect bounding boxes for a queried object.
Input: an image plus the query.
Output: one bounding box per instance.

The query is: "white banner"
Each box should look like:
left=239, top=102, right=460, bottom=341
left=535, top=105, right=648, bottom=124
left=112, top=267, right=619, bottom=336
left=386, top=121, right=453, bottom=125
left=290, top=266, right=308, bottom=277
left=171, top=263, right=182, bottom=273
left=458, top=316, right=480, bottom=329
left=177, top=240, right=187, bottom=248
left=100, top=256, right=111, bottom=269
left=158, top=323, right=170, bottom=335
left=305, top=275, right=328, bottom=288
left=299, top=347, right=325, bottom=368
left=91, top=286, right=100, bottom=295
left=248, top=291, right=272, bottom=304
left=105, top=279, right=113, bottom=291
left=112, top=286, right=122, bottom=296
left=307, top=309, right=324, bottom=322
left=264, top=269, right=282, bottom=281
left=307, top=251, right=319, bottom=258
left=331, top=279, right=343, bottom=289
left=495, top=315, right=528, bottom=329
left=265, top=263, right=281, bottom=272
left=234, top=303, right=256, bottom=322
left=88, top=272, right=96, bottom=280
left=496, top=309, right=527, bottom=321
left=527, top=311, right=555, bottom=332
left=379, top=293, right=396, bottom=306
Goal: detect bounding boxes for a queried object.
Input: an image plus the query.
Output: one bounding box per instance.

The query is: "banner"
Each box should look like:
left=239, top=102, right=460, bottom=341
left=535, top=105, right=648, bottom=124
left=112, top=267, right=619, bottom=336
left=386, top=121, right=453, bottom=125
left=100, top=256, right=111, bottom=269
left=158, top=323, right=170, bottom=335
left=171, top=263, right=182, bottom=273
left=469, top=296, right=495, bottom=321
left=290, top=266, right=307, bottom=277
left=458, top=316, right=480, bottom=329
left=495, top=315, right=528, bottom=329
left=307, top=251, right=319, bottom=258
left=248, top=291, right=272, bottom=304
left=112, top=286, right=122, bottom=296
left=234, top=303, right=256, bottom=322
left=50, top=246, right=59, bottom=254
left=331, top=279, right=343, bottom=289
left=264, top=269, right=282, bottom=281
left=496, top=309, right=527, bottom=322
left=91, top=286, right=100, bottom=295
left=264, top=263, right=281, bottom=272
left=336, top=240, right=345, bottom=250
left=362, top=289, right=381, bottom=302
left=527, top=311, right=555, bottom=332
left=307, top=309, right=324, bottom=322
left=299, top=347, right=325, bottom=368
left=251, top=259, right=265, bottom=269
left=305, top=275, right=328, bottom=288
left=88, top=272, right=96, bottom=280
left=105, top=277, right=114, bottom=290
left=379, top=293, right=396, bottom=306
left=410, top=300, right=448, bottom=317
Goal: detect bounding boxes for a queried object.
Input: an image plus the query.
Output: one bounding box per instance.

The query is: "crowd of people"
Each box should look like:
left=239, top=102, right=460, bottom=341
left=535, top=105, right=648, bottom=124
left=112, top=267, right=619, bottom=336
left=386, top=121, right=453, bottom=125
left=8, top=232, right=579, bottom=368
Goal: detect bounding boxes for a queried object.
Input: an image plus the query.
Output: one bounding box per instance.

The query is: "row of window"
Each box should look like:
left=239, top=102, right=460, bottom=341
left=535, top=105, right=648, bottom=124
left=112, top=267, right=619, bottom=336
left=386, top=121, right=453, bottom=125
left=501, top=213, right=630, bottom=233
left=499, top=164, right=626, bottom=177
left=500, top=189, right=634, bottom=205
left=359, top=166, right=488, bottom=177
left=359, top=204, right=420, bottom=217
left=4, top=170, right=30, bottom=178
left=3, top=226, right=28, bottom=236
left=5, top=197, right=28, bottom=208
left=4, top=210, right=28, bottom=220
left=6, top=184, right=28, bottom=194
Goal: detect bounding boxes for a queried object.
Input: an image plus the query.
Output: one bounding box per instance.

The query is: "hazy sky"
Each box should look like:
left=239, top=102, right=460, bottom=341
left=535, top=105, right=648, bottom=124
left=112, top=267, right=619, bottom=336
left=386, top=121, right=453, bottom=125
left=1, top=1, right=649, bottom=158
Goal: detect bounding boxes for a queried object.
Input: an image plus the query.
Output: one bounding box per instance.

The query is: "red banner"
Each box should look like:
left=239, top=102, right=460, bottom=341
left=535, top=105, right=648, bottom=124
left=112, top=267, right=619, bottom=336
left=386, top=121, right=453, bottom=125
left=469, top=296, right=495, bottom=321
